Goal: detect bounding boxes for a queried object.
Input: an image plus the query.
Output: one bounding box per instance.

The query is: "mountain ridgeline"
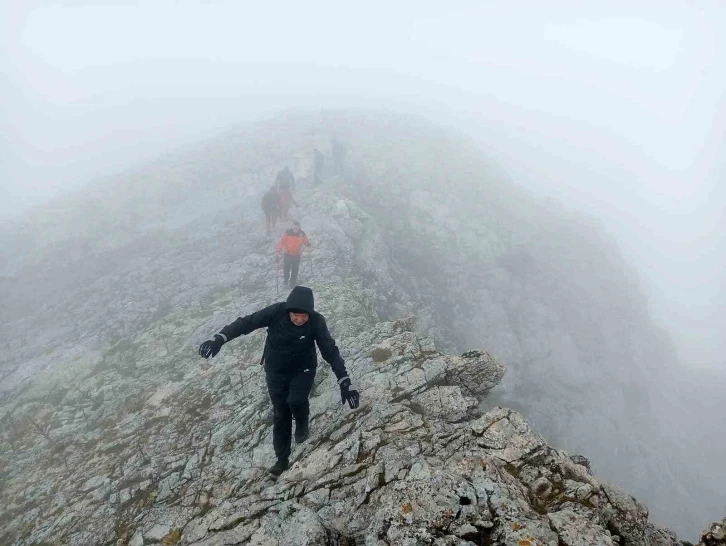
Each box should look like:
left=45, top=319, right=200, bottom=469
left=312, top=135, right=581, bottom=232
left=0, top=111, right=723, bottom=544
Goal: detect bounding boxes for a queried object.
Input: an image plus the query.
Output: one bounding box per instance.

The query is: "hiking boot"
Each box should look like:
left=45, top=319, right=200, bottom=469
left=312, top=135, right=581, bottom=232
left=295, top=419, right=309, bottom=444
left=268, top=458, right=289, bottom=477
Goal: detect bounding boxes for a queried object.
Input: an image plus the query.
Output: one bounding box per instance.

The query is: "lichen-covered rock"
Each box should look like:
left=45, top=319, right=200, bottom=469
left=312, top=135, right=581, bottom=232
left=600, top=482, right=650, bottom=545
left=646, top=524, right=681, bottom=546
left=447, top=350, right=505, bottom=397
left=698, top=517, right=726, bottom=546
left=548, top=508, right=613, bottom=546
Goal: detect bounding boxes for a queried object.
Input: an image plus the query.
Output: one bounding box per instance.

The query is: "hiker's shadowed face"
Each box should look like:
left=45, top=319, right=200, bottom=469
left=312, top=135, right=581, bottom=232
left=289, top=312, right=309, bottom=326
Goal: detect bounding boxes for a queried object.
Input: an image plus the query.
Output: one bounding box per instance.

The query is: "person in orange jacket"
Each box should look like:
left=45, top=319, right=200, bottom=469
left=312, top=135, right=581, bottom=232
left=276, top=221, right=311, bottom=288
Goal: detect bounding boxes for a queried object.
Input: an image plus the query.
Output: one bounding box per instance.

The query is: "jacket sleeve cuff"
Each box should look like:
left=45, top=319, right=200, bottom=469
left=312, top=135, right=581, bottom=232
left=215, top=333, right=227, bottom=343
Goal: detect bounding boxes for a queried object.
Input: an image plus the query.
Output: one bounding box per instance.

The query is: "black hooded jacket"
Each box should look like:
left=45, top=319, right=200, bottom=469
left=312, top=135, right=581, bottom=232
left=216, top=286, right=348, bottom=380
left=276, top=167, right=295, bottom=191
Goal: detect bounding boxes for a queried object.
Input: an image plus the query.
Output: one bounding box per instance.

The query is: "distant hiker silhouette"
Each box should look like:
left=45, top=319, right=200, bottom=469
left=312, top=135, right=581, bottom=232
left=276, top=165, right=295, bottom=192
left=313, top=148, right=324, bottom=185
left=275, top=166, right=298, bottom=220
left=277, top=221, right=310, bottom=288
left=198, top=286, right=361, bottom=477
left=261, top=185, right=279, bottom=234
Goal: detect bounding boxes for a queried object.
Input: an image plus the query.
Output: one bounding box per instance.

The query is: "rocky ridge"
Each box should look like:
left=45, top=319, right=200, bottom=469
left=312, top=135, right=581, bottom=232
left=1, top=112, right=723, bottom=544
left=0, top=285, right=693, bottom=545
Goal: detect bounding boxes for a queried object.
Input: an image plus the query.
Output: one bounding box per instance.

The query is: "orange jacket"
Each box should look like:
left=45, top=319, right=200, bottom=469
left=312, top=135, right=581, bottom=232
left=277, top=228, right=310, bottom=256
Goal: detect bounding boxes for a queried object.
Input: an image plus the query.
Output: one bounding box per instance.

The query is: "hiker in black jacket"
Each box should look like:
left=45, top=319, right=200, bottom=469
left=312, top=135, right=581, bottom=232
left=276, top=165, right=295, bottom=192
left=198, top=286, right=360, bottom=476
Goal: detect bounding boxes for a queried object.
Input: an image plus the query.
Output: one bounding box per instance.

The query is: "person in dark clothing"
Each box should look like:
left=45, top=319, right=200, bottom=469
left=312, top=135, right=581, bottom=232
left=313, top=148, right=324, bottom=185
left=276, top=165, right=296, bottom=192
left=261, top=186, right=280, bottom=234
left=198, top=286, right=361, bottom=476
left=276, top=221, right=310, bottom=287
left=277, top=187, right=297, bottom=221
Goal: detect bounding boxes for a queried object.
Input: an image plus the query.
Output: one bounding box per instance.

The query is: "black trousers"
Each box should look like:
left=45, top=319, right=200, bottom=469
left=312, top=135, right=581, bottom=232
left=264, top=209, right=277, bottom=233
left=265, top=368, right=316, bottom=460
left=283, top=254, right=301, bottom=286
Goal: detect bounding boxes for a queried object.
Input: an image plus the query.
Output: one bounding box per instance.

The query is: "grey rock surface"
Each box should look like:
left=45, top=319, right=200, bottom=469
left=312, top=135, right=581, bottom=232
left=698, top=517, right=726, bottom=546
left=0, top=293, right=684, bottom=545
left=0, top=111, right=719, bottom=545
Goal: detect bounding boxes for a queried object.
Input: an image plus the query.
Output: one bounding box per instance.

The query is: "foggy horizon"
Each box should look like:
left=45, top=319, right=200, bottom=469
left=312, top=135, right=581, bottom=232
left=3, top=1, right=724, bottom=371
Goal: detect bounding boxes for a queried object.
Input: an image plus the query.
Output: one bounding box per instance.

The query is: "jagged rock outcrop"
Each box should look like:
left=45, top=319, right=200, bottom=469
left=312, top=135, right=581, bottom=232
left=698, top=518, right=726, bottom=546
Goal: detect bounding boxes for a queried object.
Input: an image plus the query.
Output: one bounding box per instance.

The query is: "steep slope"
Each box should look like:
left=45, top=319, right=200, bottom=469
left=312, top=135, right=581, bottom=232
left=285, top=112, right=725, bottom=537
left=0, top=236, right=683, bottom=546
left=0, top=110, right=722, bottom=543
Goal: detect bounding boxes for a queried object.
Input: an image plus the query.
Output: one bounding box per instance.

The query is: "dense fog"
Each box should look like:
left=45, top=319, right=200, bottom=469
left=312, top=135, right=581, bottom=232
left=1, top=1, right=725, bottom=543
left=3, top=1, right=724, bottom=370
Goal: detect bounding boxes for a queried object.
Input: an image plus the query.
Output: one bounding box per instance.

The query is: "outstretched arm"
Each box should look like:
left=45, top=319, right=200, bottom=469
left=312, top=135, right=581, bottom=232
left=217, top=303, right=282, bottom=343
left=199, top=303, right=281, bottom=359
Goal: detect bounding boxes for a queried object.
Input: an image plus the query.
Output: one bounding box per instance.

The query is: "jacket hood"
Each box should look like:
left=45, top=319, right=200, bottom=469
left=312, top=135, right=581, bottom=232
left=285, top=286, right=314, bottom=314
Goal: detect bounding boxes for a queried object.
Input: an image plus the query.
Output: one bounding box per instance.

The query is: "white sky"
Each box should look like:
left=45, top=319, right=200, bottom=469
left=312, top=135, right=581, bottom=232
left=2, top=0, right=724, bottom=367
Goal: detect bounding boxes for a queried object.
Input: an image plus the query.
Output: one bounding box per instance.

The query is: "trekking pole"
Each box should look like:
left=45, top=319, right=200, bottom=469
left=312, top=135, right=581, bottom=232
left=275, top=253, right=279, bottom=295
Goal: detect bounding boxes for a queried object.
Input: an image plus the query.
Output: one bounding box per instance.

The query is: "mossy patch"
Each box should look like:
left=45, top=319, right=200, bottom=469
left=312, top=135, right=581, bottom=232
left=162, top=528, right=182, bottom=546
left=371, top=347, right=392, bottom=363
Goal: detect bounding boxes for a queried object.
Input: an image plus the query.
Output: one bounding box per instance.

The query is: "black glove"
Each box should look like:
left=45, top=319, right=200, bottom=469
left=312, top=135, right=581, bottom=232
left=199, top=335, right=225, bottom=359
left=339, top=377, right=360, bottom=409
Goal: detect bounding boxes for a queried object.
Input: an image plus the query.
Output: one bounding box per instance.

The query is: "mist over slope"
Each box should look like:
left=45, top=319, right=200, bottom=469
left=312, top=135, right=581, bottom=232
left=0, top=110, right=723, bottom=542
left=290, top=112, right=726, bottom=537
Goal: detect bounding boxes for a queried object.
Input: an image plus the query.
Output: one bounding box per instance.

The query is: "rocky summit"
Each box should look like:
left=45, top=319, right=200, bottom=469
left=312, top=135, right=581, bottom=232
left=0, top=111, right=723, bottom=545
